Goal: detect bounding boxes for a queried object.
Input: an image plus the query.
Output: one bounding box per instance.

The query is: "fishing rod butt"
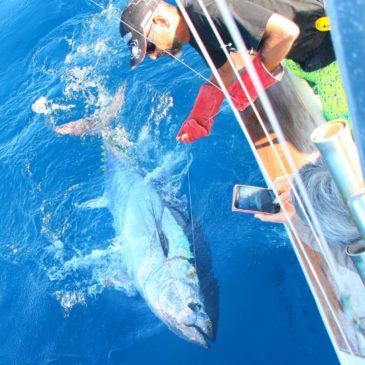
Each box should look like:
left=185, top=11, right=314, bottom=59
left=312, top=120, right=365, bottom=284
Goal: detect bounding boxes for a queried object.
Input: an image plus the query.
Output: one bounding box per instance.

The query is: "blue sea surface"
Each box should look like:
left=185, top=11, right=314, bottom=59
left=0, top=1, right=339, bottom=364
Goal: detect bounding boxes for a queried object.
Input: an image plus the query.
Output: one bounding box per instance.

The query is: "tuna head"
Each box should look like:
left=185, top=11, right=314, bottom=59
left=153, top=279, right=214, bottom=348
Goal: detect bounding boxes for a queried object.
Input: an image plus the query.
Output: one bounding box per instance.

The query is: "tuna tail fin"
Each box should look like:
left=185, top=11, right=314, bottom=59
left=54, top=83, right=126, bottom=137
left=54, top=117, right=100, bottom=136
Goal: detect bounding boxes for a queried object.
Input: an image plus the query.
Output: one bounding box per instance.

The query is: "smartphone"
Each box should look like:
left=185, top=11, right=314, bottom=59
left=232, top=184, right=281, bottom=214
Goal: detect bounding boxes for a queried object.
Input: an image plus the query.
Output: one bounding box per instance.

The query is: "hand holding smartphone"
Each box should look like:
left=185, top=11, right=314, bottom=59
left=232, top=184, right=280, bottom=214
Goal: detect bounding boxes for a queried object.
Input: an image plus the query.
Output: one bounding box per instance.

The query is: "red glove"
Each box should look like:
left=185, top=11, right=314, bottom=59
left=228, top=52, right=284, bottom=111
left=177, top=84, right=224, bottom=143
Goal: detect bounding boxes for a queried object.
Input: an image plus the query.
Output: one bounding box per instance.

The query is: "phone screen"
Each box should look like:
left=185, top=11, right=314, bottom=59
left=232, top=185, right=280, bottom=214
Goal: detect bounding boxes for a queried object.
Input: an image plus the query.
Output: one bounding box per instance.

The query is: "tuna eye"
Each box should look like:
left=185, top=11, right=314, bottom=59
left=188, top=302, right=202, bottom=312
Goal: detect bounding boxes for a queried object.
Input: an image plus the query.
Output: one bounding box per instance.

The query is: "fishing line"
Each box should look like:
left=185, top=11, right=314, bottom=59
left=87, top=0, right=202, bottom=269
left=85, top=2, right=356, bottom=347
left=193, top=0, right=355, bottom=353
left=85, top=1, right=207, bottom=317
left=87, top=0, right=219, bottom=89
left=184, top=145, right=197, bottom=271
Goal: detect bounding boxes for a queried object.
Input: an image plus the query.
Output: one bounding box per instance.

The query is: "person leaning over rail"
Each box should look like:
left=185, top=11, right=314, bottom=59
left=255, top=158, right=362, bottom=250
left=119, top=0, right=350, bottom=143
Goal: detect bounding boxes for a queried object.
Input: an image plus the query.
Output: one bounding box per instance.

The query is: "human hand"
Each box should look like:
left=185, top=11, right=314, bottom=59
left=255, top=175, right=296, bottom=223
left=176, top=84, right=224, bottom=144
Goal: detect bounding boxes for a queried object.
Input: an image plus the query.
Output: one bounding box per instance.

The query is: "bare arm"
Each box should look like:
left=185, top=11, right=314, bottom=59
left=260, top=13, right=299, bottom=72
left=210, top=52, right=247, bottom=88
left=209, top=13, right=298, bottom=88
left=210, top=59, right=234, bottom=88
left=207, top=13, right=293, bottom=113
left=255, top=175, right=296, bottom=223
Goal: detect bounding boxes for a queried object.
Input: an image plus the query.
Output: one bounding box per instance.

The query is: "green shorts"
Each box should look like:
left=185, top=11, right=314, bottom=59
left=283, top=59, right=350, bottom=124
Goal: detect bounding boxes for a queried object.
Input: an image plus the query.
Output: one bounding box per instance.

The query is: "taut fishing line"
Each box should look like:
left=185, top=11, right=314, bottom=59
left=87, top=0, right=202, bottom=271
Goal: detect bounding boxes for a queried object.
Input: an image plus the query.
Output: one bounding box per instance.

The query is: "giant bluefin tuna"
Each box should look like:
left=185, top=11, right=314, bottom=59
left=54, top=87, right=214, bottom=347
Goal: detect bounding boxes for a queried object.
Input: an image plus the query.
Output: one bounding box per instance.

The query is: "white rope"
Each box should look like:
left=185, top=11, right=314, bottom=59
left=176, top=0, right=325, bottom=262
left=88, top=0, right=355, bottom=352
left=212, top=0, right=340, bottom=277
left=184, top=146, right=198, bottom=271
left=209, top=0, right=341, bottom=269
left=175, top=0, right=354, bottom=353
left=197, top=0, right=354, bottom=353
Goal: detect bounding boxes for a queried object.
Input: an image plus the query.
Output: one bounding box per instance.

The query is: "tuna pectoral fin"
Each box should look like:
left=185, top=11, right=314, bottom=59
left=103, top=271, right=137, bottom=296
left=54, top=117, right=100, bottom=136
left=75, top=195, right=109, bottom=209
left=161, top=207, right=191, bottom=258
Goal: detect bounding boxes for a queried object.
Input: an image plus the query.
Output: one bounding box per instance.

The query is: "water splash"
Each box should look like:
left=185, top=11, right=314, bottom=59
left=30, top=0, right=190, bottom=316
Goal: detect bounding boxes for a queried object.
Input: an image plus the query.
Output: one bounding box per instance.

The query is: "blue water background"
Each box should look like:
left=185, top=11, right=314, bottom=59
left=0, top=1, right=339, bottom=364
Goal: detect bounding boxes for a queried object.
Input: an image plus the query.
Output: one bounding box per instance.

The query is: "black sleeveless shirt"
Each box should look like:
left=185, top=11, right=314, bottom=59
left=180, top=0, right=335, bottom=71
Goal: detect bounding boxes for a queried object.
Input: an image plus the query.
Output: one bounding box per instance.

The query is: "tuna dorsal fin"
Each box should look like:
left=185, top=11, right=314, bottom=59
left=145, top=194, right=170, bottom=258
left=161, top=207, right=191, bottom=259
left=54, top=117, right=98, bottom=136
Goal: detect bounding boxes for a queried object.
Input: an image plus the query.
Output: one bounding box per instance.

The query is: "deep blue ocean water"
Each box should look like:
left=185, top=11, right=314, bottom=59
left=0, top=1, right=340, bottom=364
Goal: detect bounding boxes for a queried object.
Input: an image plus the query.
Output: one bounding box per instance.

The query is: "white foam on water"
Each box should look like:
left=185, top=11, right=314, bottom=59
left=46, top=237, right=138, bottom=312
left=55, top=290, right=87, bottom=314
left=148, top=92, right=174, bottom=125
left=103, top=125, right=134, bottom=152
left=32, top=96, right=75, bottom=115
left=32, top=96, right=50, bottom=115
